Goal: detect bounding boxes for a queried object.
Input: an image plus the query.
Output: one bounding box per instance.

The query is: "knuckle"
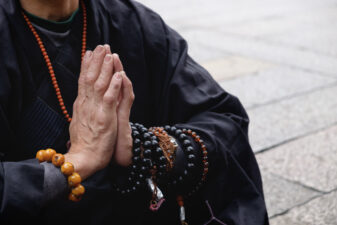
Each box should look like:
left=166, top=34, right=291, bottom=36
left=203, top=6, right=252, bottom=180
left=94, top=81, right=105, bottom=92
left=112, top=82, right=121, bottom=91
left=129, top=93, right=135, bottom=102
left=103, top=94, right=116, bottom=104
left=84, top=73, right=95, bottom=85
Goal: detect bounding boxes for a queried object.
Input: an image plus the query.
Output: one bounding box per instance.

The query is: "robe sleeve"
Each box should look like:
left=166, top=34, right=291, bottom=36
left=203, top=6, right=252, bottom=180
left=0, top=68, right=67, bottom=221
left=132, top=2, right=269, bottom=225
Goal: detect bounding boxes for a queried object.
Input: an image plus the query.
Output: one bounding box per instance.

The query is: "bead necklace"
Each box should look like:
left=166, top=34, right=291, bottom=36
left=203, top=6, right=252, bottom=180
left=22, top=0, right=87, bottom=123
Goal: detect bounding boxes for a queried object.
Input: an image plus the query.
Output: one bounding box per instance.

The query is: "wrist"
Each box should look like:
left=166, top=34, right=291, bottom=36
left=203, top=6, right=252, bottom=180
left=65, top=148, right=96, bottom=180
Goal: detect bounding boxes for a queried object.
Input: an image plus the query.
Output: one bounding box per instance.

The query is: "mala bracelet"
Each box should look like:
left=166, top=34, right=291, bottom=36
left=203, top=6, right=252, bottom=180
left=164, top=125, right=197, bottom=192
left=182, top=129, right=209, bottom=197
left=36, top=148, right=85, bottom=202
left=113, top=123, right=167, bottom=195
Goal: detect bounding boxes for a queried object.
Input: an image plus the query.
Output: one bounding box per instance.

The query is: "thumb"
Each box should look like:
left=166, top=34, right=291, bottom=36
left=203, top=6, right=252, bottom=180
left=117, top=72, right=134, bottom=122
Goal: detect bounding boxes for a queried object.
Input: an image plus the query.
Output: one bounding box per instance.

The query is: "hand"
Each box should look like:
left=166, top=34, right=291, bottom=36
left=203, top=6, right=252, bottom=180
left=65, top=45, right=122, bottom=180
left=112, top=55, right=135, bottom=167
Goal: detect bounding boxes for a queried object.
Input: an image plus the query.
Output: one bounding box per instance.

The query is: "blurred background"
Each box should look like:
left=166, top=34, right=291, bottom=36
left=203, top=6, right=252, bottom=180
left=138, top=0, right=337, bottom=224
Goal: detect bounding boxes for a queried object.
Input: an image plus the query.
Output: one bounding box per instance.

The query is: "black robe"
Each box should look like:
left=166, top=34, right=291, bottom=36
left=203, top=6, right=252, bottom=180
left=0, top=0, right=269, bottom=224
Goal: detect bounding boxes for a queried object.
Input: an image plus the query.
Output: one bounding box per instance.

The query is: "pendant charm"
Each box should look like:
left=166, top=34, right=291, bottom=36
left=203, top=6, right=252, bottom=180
left=180, top=205, right=188, bottom=225
left=147, top=178, right=165, bottom=211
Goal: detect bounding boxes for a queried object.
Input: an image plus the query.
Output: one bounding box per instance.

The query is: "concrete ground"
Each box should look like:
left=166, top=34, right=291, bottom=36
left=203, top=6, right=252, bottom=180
left=138, top=0, right=337, bottom=224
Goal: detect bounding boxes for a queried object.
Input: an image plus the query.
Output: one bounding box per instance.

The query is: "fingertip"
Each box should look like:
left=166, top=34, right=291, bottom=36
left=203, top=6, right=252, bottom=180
left=84, top=50, right=92, bottom=59
left=114, top=71, right=122, bottom=80
left=104, top=54, right=113, bottom=63
left=94, top=45, right=104, bottom=54
left=104, top=44, right=111, bottom=53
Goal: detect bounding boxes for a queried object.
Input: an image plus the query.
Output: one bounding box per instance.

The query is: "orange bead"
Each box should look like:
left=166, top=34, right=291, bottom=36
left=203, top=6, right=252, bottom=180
left=52, top=153, right=65, bottom=167
left=36, top=150, right=46, bottom=162
left=176, top=195, right=184, bottom=206
left=61, top=162, right=74, bottom=176
left=71, top=184, right=85, bottom=196
left=68, top=172, right=82, bottom=187
left=68, top=193, right=82, bottom=202
left=44, top=148, right=56, bottom=162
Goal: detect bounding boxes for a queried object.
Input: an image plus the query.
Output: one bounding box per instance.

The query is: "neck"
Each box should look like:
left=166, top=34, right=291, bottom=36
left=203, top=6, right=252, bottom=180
left=20, top=0, right=79, bottom=21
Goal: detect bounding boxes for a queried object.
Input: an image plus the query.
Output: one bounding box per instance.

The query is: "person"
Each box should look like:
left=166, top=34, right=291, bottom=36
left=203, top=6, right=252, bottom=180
left=0, top=0, right=269, bottom=224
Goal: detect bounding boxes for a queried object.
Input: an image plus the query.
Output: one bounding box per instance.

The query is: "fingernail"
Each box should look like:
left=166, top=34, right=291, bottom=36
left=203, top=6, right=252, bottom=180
left=104, top=54, right=112, bottom=63
left=84, top=50, right=92, bottom=59
left=104, top=44, right=110, bottom=51
left=96, top=45, right=104, bottom=53
left=115, top=72, right=122, bottom=80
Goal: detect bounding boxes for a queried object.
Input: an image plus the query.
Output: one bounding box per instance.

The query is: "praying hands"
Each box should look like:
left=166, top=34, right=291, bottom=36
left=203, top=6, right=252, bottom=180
left=66, top=44, right=134, bottom=180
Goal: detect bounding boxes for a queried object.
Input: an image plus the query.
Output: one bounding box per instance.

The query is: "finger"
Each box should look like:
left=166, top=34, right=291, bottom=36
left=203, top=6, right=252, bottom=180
left=102, top=71, right=123, bottom=110
left=85, top=45, right=106, bottom=97
left=117, top=72, right=134, bottom=120
left=78, top=50, right=92, bottom=98
left=104, top=44, right=111, bottom=54
left=93, top=54, right=114, bottom=101
left=112, top=54, right=124, bottom=74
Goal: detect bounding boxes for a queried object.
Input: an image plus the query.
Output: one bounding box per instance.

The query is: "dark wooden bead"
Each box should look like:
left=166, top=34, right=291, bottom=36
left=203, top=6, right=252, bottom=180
left=187, top=154, right=196, bottom=162
left=183, top=140, right=191, bottom=147
left=159, top=156, right=166, bottom=162
left=133, top=138, right=141, bottom=147
left=170, top=126, right=177, bottom=134
left=187, top=163, right=195, bottom=169
left=186, top=146, right=194, bottom=153
left=132, top=156, right=141, bottom=164
left=151, top=135, right=158, bottom=141
left=151, top=140, right=158, bottom=147
left=143, top=133, right=151, bottom=139
left=141, top=127, right=147, bottom=134
left=143, top=158, right=152, bottom=167
left=133, top=147, right=141, bottom=156
left=132, top=130, right=140, bottom=138
left=143, top=149, right=152, bottom=157
left=179, top=133, right=187, bottom=141
left=141, top=166, right=147, bottom=172
left=175, top=129, right=182, bottom=136
left=155, top=147, right=163, bottom=155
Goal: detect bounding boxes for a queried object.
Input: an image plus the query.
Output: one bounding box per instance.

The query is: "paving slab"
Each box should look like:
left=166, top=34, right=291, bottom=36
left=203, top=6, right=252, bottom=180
left=270, top=191, right=337, bottom=225
left=220, top=67, right=337, bottom=108
left=264, top=24, right=337, bottom=58
left=256, top=125, right=337, bottom=192
left=201, top=56, right=274, bottom=81
left=140, top=0, right=337, bottom=31
left=248, top=85, right=337, bottom=152
left=261, top=171, right=320, bottom=217
left=180, top=29, right=337, bottom=77
left=215, top=6, right=337, bottom=39
left=187, top=43, right=229, bottom=64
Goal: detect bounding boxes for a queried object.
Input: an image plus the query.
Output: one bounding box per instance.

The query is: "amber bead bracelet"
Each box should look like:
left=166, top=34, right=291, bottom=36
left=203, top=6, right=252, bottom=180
left=36, top=148, right=85, bottom=202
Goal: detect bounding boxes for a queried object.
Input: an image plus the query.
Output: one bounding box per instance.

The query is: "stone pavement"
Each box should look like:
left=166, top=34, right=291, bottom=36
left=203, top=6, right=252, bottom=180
left=138, top=0, right=337, bottom=224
